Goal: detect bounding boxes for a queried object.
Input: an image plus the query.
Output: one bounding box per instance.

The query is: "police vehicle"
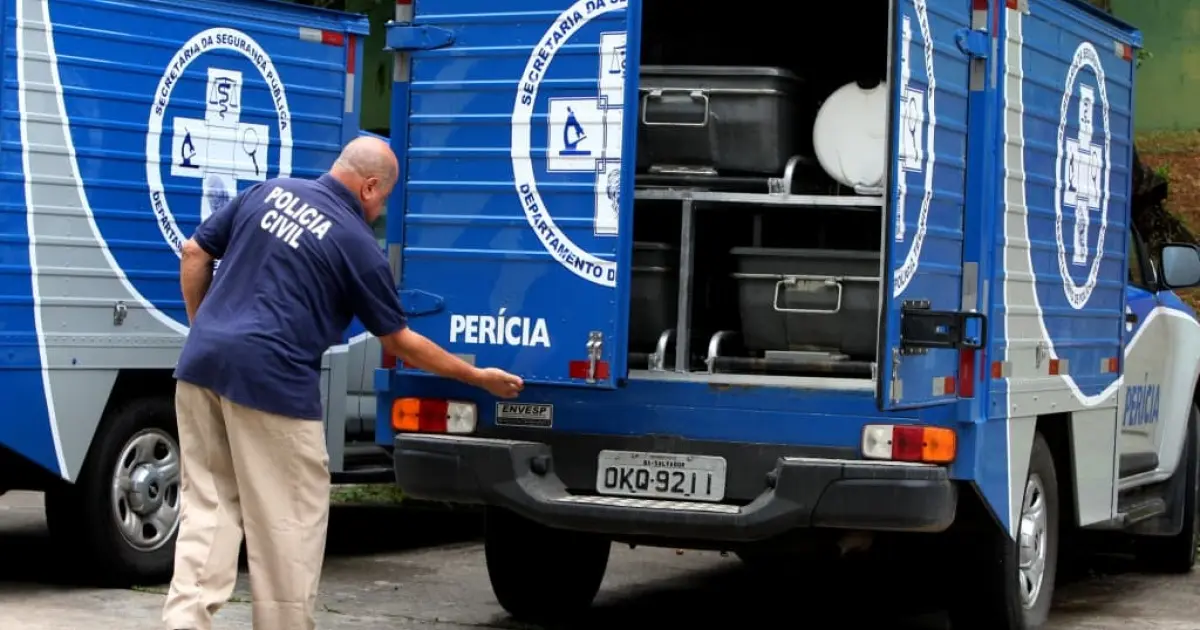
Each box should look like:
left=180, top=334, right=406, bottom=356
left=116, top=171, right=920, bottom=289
left=0, top=0, right=385, bottom=584
left=378, top=0, right=1200, bottom=628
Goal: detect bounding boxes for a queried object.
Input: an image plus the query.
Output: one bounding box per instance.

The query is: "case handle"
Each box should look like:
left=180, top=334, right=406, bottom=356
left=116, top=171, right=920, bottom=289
left=773, top=277, right=843, bottom=315
left=640, top=88, right=710, bottom=127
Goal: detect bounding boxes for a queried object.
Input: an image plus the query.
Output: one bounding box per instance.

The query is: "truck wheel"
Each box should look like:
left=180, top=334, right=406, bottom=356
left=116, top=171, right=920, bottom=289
left=948, top=432, right=1059, bottom=630
left=1135, top=404, right=1198, bottom=574
left=484, top=507, right=610, bottom=622
left=45, top=397, right=180, bottom=586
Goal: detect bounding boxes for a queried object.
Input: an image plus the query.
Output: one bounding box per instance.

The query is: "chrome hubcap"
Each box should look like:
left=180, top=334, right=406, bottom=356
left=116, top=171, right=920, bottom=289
left=111, top=429, right=181, bottom=552
left=1017, top=474, right=1048, bottom=609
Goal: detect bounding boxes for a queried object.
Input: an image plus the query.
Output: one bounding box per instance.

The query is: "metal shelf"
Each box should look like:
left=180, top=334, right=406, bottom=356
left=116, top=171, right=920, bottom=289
left=630, top=158, right=885, bottom=375
left=634, top=188, right=885, bottom=208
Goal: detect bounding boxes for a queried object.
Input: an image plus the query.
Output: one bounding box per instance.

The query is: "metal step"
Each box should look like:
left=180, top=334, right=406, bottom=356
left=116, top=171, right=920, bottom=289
left=1087, top=493, right=1169, bottom=531
left=556, top=494, right=741, bottom=514
left=1116, top=496, right=1168, bottom=527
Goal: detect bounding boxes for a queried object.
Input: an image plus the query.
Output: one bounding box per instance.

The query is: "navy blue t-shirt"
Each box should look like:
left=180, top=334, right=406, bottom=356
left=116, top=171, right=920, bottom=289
left=174, top=174, right=407, bottom=420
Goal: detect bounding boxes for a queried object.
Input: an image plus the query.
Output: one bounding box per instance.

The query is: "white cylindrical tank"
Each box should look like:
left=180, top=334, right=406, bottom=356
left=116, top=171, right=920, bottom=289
left=812, top=81, right=890, bottom=189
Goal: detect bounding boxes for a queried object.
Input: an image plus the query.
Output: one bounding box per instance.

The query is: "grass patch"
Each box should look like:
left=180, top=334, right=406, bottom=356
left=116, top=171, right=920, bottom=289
left=1137, top=130, right=1200, bottom=155
left=330, top=484, right=407, bottom=505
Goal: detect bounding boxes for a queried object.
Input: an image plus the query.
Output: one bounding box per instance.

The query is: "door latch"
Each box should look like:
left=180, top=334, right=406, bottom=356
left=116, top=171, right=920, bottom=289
left=954, top=28, right=990, bottom=59
left=384, top=23, right=455, bottom=52
left=113, top=301, right=128, bottom=326
left=899, top=300, right=988, bottom=351
left=586, top=331, right=604, bottom=384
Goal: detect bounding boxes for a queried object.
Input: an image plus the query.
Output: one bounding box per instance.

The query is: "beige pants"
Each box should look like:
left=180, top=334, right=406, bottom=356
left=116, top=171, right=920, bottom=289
left=162, top=381, right=331, bottom=630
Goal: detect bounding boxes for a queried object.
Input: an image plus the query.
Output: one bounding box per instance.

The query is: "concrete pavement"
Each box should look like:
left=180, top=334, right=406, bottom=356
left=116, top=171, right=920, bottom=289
left=2, top=491, right=1200, bottom=629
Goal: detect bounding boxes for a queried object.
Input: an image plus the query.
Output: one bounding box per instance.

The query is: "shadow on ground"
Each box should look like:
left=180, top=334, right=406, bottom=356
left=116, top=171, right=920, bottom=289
left=0, top=501, right=483, bottom=587
left=324, top=502, right=483, bottom=557
left=574, top=556, right=949, bottom=630
left=483, top=549, right=1155, bottom=630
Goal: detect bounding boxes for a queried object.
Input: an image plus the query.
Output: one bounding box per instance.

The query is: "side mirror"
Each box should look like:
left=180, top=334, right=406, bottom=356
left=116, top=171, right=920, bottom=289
left=1159, top=243, right=1200, bottom=289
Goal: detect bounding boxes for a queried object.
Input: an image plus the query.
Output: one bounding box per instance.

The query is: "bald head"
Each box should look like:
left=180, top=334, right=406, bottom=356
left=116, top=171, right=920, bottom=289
left=331, top=136, right=398, bottom=188
left=328, top=136, right=399, bottom=223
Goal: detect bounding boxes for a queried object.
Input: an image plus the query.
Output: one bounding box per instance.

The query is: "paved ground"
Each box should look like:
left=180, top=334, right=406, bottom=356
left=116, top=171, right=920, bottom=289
left=2, top=491, right=1200, bottom=629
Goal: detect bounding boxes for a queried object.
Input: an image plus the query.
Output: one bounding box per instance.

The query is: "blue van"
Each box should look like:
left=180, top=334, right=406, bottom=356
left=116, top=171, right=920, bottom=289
left=378, top=1, right=1200, bottom=628
left=0, top=0, right=378, bottom=584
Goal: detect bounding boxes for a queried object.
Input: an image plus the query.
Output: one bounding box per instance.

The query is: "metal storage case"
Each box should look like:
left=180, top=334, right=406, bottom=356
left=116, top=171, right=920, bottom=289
left=730, top=247, right=880, bottom=358
left=630, top=241, right=679, bottom=351
left=637, top=66, right=807, bottom=175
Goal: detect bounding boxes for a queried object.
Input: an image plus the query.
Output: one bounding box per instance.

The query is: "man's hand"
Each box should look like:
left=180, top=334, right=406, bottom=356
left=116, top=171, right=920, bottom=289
left=472, top=367, right=524, bottom=399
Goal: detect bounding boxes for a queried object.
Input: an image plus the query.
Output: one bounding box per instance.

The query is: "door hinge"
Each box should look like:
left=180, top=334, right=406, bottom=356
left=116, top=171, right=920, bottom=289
left=397, top=289, right=445, bottom=317
left=954, top=28, right=990, bottom=59
left=385, top=23, right=455, bottom=52
left=900, top=300, right=988, bottom=351
left=889, top=348, right=903, bottom=403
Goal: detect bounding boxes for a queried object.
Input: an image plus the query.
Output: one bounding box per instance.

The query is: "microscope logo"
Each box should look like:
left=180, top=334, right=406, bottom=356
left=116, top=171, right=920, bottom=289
left=510, top=0, right=629, bottom=288
left=545, top=32, right=626, bottom=238
left=147, top=27, right=294, bottom=257
left=171, top=67, right=269, bottom=226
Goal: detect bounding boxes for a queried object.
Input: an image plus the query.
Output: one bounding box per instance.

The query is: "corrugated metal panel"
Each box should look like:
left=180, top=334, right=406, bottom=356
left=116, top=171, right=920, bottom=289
left=879, top=0, right=975, bottom=409
left=1012, top=0, right=1135, bottom=400
left=0, top=0, right=367, bottom=476
left=399, top=0, right=634, bottom=386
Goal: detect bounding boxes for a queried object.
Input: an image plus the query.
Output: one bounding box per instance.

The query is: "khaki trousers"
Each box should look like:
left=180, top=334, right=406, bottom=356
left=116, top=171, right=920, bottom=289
left=162, top=381, right=331, bottom=630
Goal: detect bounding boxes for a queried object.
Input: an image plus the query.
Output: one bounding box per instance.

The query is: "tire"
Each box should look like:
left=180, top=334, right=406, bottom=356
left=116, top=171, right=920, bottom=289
left=1135, top=404, right=1199, bottom=574
left=948, top=432, right=1060, bottom=630
left=45, top=397, right=181, bottom=586
left=484, top=507, right=610, bottom=622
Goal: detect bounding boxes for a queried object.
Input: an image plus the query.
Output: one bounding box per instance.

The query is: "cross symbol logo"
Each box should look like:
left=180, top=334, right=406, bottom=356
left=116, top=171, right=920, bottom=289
left=544, top=32, right=627, bottom=236
left=169, top=67, right=271, bottom=222
left=1063, top=84, right=1102, bottom=267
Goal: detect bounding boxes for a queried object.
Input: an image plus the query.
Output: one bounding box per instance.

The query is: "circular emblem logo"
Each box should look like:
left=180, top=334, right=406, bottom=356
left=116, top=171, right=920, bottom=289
left=146, top=28, right=293, bottom=258
left=511, top=0, right=628, bottom=288
left=1053, top=42, right=1111, bottom=310
left=892, top=0, right=937, bottom=298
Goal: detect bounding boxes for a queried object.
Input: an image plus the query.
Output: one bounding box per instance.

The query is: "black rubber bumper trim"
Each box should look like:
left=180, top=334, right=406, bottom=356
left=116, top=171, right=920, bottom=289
left=394, top=434, right=958, bottom=543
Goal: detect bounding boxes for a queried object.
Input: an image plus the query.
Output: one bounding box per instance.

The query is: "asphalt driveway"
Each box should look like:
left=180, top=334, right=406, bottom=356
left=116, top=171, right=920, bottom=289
left=2, top=491, right=1198, bottom=629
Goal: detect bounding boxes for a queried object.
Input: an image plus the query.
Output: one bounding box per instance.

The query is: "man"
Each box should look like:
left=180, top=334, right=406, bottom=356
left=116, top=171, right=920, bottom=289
left=162, top=137, right=524, bottom=630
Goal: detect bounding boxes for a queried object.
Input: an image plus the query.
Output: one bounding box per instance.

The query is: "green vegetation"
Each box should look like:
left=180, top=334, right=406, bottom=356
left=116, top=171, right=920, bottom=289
left=330, top=484, right=407, bottom=505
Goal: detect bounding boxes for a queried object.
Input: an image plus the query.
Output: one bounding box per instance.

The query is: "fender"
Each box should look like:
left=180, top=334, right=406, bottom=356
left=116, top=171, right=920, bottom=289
left=1154, top=299, right=1200, bottom=478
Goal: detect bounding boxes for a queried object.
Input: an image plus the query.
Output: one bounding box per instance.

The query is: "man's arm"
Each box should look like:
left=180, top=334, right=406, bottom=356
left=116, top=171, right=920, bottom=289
left=180, top=238, right=215, bottom=324
left=180, top=185, right=253, bottom=323
left=380, top=327, right=523, bottom=399
left=346, top=243, right=524, bottom=398
left=380, top=327, right=481, bottom=386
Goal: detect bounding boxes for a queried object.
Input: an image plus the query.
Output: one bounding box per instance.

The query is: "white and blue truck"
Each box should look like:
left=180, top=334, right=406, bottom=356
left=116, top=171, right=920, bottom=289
left=379, top=0, right=1200, bottom=627
left=0, top=0, right=390, bottom=584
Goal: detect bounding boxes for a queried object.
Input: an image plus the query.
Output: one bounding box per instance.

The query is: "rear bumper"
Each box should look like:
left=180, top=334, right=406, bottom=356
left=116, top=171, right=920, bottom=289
left=394, top=434, right=957, bottom=542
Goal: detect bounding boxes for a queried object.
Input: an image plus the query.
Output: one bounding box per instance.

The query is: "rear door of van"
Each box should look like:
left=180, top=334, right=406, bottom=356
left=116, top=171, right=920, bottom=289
left=387, top=0, right=640, bottom=389
left=877, top=0, right=982, bottom=410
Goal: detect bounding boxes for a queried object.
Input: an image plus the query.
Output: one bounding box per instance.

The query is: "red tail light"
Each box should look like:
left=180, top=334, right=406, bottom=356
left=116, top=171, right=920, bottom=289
left=958, top=348, right=976, bottom=398
left=392, top=398, right=477, bottom=434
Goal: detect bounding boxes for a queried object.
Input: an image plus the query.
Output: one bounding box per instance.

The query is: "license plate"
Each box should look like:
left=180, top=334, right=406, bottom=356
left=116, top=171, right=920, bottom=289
left=595, top=450, right=727, bottom=502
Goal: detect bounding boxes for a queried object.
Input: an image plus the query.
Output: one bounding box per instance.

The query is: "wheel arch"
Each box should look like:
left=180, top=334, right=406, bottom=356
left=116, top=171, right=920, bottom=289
left=59, top=368, right=177, bottom=487
left=1037, top=413, right=1076, bottom=529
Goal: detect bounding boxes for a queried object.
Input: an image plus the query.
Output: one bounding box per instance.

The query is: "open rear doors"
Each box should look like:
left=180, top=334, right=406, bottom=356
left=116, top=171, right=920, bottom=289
left=388, top=0, right=640, bottom=389
left=877, top=0, right=985, bottom=410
